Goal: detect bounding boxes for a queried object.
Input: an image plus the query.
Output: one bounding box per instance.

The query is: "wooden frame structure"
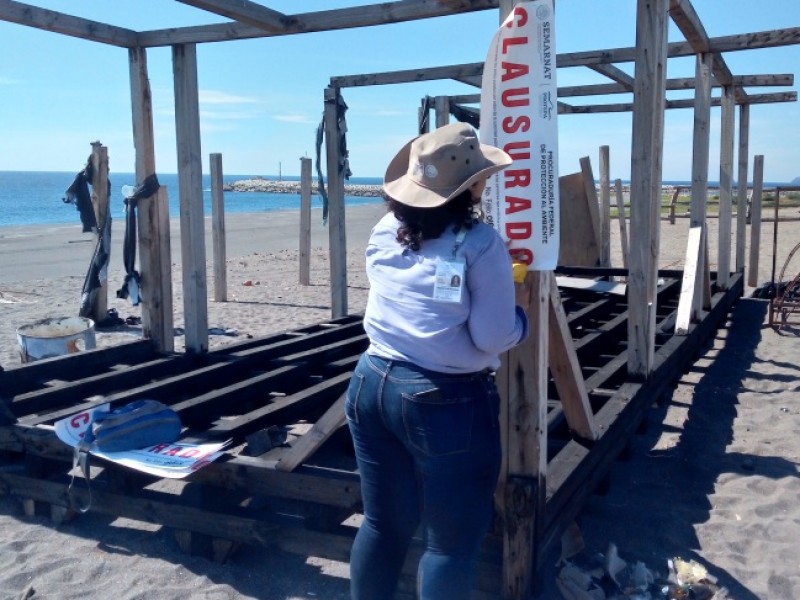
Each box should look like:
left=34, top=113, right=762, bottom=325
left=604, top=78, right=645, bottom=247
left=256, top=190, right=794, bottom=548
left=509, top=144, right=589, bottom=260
left=1, top=1, right=798, bottom=598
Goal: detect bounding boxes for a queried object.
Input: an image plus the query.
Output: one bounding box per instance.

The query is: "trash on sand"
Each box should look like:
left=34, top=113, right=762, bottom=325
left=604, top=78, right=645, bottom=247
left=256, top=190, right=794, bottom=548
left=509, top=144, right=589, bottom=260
left=556, top=544, right=729, bottom=600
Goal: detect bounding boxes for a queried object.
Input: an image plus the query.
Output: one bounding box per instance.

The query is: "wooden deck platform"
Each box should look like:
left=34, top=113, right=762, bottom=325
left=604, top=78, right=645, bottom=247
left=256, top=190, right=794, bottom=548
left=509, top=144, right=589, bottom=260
left=0, top=270, right=743, bottom=599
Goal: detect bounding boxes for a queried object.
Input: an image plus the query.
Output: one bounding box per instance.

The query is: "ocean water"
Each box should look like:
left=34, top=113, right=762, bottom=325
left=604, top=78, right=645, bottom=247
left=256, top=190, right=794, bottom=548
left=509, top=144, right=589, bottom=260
left=0, top=171, right=384, bottom=228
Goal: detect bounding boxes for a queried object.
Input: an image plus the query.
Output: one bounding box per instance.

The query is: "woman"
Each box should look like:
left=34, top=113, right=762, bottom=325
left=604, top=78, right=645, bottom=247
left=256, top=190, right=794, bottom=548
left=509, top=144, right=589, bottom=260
left=346, top=122, right=529, bottom=600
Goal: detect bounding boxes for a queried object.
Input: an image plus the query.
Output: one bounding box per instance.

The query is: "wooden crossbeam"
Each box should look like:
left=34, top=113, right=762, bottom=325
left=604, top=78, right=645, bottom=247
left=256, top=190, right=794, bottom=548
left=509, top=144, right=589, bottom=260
left=589, top=64, right=634, bottom=89
left=0, top=0, right=138, bottom=46
left=137, top=1, right=499, bottom=46
left=176, top=0, right=288, bottom=32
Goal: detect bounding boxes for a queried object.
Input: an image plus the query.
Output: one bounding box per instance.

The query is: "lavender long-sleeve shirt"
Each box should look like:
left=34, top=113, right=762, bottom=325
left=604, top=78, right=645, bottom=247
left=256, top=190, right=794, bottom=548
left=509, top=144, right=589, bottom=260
left=363, top=212, right=529, bottom=374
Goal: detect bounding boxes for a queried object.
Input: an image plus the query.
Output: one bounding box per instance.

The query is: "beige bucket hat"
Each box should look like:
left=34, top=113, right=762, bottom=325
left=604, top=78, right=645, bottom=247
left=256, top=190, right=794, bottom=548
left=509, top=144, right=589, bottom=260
left=383, top=122, right=512, bottom=208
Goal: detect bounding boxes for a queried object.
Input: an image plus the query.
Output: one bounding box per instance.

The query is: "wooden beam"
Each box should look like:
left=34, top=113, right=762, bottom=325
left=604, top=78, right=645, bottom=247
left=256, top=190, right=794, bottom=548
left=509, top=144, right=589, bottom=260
left=323, top=86, right=348, bottom=318
left=275, top=395, right=346, bottom=472
left=668, top=0, right=746, bottom=102
left=0, top=0, right=138, bottom=46
left=176, top=0, right=288, bottom=32
left=210, top=153, right=227, bottom=303
left=589, top=64, right=634, bottom=89
left=556, top=27, right=800, bottom=68
left=627, top=0, right=668, bottom=377
left=136, top=0, right=499, bottom=46
left=440, top=74, right=793, bottom=104
left=173, top=43, right=209, bottom=353
left=556, top=91, right=797, bottom=114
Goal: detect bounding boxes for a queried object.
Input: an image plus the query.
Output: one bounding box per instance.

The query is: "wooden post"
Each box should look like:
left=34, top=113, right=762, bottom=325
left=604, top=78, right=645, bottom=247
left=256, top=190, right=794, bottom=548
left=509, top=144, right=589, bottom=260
left=747, top=155, right=764, bottom=288
left=615, top=178, right=629, bottom=269
left=668, top=187, right=681, bottom=225
left=323, top=86, right=348, bottom=318
left=418, top=96, right=431, bottom=134
left=299, top=157, right=312, bottom=286
left=434, top=95, right=450, bottom=128
left=129, top=46, right=173, bottom=352
left=627, top=0, right=668, bottom=377
left=579, top=156, right=603, bottom=262
left=501, top=271, right=549, bottom=600
left=89, top=142, right=109, bottom=324
left=717, top=84, right=735, bottom=291
left=690, top=53, right=712, bottom=228
left=735, top=104, right=750, bottom=274
left=210, top=153, right=227, bottom=302
left=599, top=145, right=611, bottom=267
left=173, top=43, right=208, bottom=353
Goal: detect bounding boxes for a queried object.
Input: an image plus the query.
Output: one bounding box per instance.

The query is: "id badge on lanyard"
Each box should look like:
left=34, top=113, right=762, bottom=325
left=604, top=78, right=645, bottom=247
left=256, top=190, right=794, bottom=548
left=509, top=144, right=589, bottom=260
left=433, top=226, right=468, bottom=303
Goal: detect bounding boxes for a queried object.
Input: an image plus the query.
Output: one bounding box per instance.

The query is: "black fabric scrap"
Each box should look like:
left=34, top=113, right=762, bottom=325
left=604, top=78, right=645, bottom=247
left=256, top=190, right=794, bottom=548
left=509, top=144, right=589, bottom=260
left=63, top=159, right=98, bottom=233
left=116, top=174, right=160, bottom=305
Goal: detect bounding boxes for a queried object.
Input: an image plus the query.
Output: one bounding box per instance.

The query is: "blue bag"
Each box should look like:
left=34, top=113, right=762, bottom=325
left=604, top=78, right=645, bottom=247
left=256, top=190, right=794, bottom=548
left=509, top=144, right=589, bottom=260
left=69, top=400, right=182, bottom=512
left=84, top=399, right=182, bottom=452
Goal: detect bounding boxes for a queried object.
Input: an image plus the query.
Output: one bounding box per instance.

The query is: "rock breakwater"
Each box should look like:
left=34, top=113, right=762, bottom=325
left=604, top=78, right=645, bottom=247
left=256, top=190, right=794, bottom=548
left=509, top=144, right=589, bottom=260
left=223, top=178, right=382, bottom=197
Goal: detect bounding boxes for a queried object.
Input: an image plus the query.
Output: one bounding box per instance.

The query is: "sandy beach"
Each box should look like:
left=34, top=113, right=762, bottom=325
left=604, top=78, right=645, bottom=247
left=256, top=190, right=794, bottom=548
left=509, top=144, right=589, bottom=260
left=1, top=203, right=799, bottom=599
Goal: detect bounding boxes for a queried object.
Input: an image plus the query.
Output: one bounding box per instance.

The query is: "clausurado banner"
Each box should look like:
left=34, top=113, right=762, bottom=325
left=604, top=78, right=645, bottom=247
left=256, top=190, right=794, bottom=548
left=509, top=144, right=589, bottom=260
left=480, top=0, right=559, bottom=270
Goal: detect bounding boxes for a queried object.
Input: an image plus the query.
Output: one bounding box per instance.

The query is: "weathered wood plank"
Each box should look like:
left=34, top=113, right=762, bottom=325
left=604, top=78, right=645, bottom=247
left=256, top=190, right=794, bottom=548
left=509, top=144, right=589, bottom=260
left=173, top=43, right=209, bottom=352
left=210, top=152, right=227, bottom=302
left=276, top=395, right=346, bottom=472
left=0, top=0, right=138, bottom=46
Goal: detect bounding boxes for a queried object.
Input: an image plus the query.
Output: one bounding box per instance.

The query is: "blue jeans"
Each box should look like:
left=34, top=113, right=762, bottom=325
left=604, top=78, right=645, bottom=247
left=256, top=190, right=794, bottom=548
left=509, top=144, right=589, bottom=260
left=346, top=353, right=502, bottom=600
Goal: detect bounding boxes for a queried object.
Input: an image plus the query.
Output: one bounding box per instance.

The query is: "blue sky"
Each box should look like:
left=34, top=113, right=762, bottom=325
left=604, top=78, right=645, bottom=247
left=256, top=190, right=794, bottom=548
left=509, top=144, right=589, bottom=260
left=0, top=0, right=798, bottom=182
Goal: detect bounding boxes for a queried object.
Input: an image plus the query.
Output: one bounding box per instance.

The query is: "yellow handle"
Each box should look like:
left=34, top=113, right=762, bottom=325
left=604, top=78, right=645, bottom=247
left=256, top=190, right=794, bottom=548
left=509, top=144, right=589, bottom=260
left=512, top=262, right=527, bottom=284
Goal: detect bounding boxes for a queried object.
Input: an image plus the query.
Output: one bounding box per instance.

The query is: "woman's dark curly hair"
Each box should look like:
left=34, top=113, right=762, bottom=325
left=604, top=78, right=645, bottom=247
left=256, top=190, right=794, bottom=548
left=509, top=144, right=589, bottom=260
left=384, top=189, right=478, bottom=251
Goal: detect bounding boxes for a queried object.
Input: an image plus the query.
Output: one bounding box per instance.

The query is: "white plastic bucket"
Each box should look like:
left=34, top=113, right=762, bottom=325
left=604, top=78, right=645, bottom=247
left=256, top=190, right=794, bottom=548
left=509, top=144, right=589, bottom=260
left=16, top=317, right=96, bottom=364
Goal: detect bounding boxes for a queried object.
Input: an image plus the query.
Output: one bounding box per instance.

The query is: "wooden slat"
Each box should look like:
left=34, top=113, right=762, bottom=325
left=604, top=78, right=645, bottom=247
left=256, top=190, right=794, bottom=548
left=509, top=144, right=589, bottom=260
left=276, top=394, right=346, bottom=472
left=675, top=226, right=705, bottom=335
left=205, top=371, right=353, bottom=436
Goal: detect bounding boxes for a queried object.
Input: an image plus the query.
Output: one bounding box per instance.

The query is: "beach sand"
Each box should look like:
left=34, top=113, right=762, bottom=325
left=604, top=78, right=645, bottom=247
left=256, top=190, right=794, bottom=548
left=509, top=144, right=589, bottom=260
left=1, top=204, right=799, bottom=599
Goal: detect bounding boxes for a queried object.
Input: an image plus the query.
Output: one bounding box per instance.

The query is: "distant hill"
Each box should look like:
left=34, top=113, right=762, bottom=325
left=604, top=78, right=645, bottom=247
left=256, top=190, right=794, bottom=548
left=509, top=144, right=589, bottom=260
left=792, top=176, right=800, bottom=185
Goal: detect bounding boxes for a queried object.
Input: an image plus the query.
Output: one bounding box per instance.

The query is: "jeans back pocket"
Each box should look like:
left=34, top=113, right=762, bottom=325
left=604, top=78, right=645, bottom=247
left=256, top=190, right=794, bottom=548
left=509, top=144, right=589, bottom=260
left=402, top=387, right=473, bottom=457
